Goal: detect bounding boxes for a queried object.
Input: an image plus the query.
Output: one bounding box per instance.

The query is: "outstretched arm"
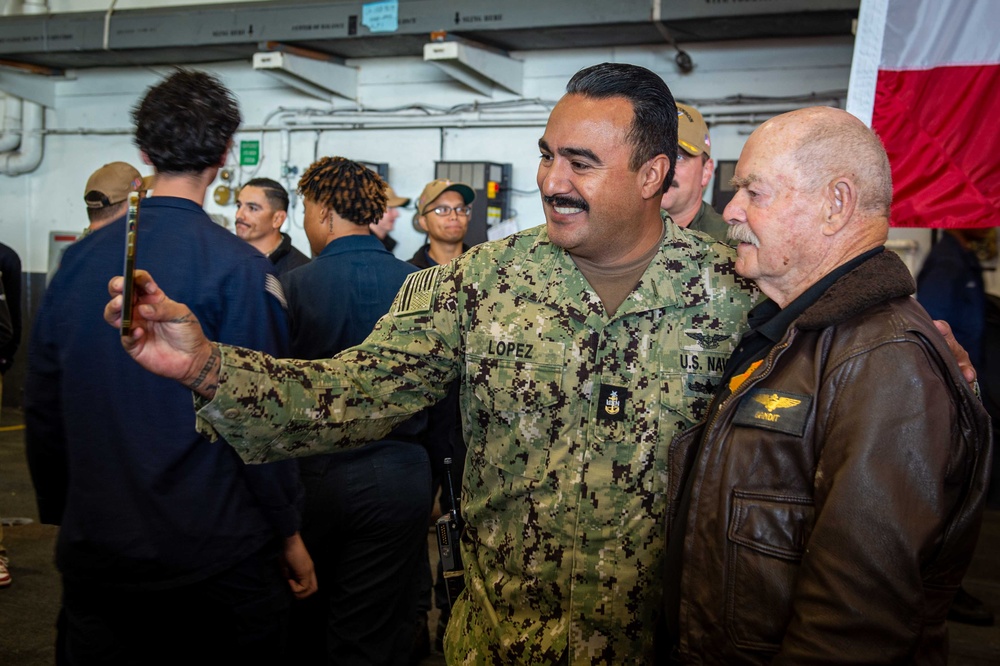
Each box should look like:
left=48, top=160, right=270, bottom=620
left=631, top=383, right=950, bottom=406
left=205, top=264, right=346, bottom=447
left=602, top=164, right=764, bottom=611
left=105, top=270, right=221, bottom=399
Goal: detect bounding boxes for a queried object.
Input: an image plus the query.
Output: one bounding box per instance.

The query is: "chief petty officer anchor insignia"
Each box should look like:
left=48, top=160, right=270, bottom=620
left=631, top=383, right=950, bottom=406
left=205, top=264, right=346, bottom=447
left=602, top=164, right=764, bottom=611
left=598, top=384, right=629, bottom=422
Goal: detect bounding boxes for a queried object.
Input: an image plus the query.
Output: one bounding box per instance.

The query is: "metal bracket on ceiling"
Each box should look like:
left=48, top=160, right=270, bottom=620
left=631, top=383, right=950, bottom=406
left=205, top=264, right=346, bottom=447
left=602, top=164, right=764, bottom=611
left=423, top=35, right=523, bottom=96
left=0, top=60, right=67, bottom=108
left=252, top=42, right=358, bottom=102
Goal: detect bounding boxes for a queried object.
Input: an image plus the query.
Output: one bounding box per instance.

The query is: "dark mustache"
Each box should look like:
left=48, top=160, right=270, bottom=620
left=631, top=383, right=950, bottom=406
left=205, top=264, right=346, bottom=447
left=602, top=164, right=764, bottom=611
left=543, top=195, right=589, bottom=211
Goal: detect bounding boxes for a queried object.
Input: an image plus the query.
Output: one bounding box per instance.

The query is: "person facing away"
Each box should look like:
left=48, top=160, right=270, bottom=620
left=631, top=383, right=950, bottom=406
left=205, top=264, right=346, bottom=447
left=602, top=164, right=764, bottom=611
left=102, top=61, right=757, bottom=664
left=660, top=103, right=729, bottom=243
left=370, top=184, right=410, bottom=254
left=48, top=161, right=146, bottom=287
left=661, top=106, right=992, bottom=664
left=25, top=68, right=315, bottom=666
left=408, top=178, right=475, bottom=268
left=280, top=157, right=432, bottom=665
left=235, top=177, right=310, bottom=275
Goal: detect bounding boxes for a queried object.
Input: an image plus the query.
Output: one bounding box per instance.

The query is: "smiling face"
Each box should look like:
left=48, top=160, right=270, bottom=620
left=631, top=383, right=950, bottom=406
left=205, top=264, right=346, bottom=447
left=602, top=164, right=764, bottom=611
left=537, top=94, right=666, bottom=263
left=235, top=186, right=286, bottom=251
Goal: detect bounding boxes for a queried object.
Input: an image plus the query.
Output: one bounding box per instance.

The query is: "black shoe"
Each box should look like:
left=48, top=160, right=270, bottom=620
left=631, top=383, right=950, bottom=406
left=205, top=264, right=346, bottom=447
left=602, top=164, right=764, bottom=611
left=948, top=587, right=996, bottom=626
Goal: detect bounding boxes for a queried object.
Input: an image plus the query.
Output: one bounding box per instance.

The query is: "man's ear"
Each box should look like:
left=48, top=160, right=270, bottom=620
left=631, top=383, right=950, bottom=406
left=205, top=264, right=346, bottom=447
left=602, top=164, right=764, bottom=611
left=641, top=154, right=670, bottom=200
left=417, top=215, right=429, bottom=233
left=701, top=157, right=715, bottom=190
left=272, top=210, right=288, bottom=231
left=140, top=151, right=153, bottom=167
left=823, top=178, right=856, bottom=236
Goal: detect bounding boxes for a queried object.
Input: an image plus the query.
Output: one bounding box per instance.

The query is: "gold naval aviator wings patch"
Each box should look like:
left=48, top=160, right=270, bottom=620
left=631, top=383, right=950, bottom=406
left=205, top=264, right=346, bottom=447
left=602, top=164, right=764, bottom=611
left=733, top=388, right=812, bottom=436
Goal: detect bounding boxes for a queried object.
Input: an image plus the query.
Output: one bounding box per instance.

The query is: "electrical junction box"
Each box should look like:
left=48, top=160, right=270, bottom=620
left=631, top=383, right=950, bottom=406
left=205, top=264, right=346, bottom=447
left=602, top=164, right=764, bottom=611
left=361, top=161, right=389, bottom=181
left=434, top=161, right=512, bottom=247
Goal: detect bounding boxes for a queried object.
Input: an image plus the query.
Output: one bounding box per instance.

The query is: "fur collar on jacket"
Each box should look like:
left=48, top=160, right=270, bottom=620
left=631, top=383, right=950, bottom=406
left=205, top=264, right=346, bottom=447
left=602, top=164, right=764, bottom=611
left=796, top=249, right=916, bottom=331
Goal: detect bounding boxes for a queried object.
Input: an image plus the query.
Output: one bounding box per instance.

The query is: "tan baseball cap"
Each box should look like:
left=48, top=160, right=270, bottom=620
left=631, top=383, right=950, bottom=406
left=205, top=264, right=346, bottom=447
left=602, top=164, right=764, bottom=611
left=676, top=103, right=711, bottom=158
left=84, top=162, right=143, bottom=208
left=416, top=179, right=476, bottom=214
left=385, top=185, right=410, bottom=207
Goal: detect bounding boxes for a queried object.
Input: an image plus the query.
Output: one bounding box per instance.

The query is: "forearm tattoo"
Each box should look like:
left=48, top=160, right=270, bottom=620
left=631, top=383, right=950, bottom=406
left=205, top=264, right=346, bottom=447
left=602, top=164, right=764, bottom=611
left=189, top=342, right=221, bottom=393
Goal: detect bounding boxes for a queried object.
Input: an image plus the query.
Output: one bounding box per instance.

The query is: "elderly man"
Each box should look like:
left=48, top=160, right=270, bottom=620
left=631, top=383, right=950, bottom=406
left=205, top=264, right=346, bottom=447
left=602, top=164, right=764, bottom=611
left=235, top=177, right=309, bottom=274
left=103, top=62, right=754, bottom=664
left=660, top=104, right=728, bottom=243
left=662, top=107, right=992, bottom=664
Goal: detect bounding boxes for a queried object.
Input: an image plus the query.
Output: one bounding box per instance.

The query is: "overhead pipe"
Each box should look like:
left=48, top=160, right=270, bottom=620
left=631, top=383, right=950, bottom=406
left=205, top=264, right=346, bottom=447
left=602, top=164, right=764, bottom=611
left=0, top=98, right=23, bottom=152
left=0, top=100, right=43, bottom=175
left=0, top=0, right=47, bottom=175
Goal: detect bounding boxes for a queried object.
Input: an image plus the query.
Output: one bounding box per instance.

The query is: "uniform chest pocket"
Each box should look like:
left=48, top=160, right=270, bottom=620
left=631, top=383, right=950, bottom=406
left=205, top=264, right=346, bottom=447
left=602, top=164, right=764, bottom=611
left=466, top=332, right=565, bottom=480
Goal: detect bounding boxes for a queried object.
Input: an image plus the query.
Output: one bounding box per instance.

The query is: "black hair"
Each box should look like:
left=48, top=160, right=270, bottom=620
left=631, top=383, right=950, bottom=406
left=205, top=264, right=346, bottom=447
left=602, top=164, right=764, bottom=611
left=565, top=62, right=677, bottom=190
left=132, top=69, right=241, bottom=175
left=297, top=157, right=387, bottom=226
left=242, top=177, right=289, bottom=212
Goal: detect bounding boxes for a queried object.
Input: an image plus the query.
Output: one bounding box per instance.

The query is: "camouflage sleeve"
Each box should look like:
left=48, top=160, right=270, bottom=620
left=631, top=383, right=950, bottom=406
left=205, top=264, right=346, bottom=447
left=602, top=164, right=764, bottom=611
left=195, top=264, right=462, bottom=464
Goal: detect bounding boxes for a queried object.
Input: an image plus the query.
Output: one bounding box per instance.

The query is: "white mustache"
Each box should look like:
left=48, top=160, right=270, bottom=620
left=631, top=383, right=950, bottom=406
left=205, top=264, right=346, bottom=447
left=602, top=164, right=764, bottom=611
left=727, top=223, right=760, bottom=247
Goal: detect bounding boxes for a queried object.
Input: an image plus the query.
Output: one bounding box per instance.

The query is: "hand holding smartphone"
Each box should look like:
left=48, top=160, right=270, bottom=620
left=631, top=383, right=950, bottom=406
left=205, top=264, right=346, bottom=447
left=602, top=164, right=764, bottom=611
left=121, top=191, right=140, bottom=336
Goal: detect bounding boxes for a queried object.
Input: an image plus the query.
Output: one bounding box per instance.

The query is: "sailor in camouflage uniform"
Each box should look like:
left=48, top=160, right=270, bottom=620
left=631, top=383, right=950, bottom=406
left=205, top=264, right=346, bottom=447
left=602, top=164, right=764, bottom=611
left=106, top=63, right=756, bottom=664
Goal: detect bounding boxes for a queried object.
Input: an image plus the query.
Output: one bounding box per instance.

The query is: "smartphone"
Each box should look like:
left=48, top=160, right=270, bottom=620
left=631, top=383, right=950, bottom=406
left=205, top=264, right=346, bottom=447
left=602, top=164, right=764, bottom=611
left=121, top=191, right=140, bottom=336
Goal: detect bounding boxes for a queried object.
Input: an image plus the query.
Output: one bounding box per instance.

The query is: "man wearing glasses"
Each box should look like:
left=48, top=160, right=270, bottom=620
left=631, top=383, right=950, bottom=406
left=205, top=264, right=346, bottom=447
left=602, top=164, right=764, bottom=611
left=409, top=179, right=475, bottom=268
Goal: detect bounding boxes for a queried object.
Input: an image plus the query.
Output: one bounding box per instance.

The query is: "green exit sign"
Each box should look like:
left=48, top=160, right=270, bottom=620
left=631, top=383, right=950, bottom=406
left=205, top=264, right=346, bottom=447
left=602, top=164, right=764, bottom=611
left=240, top=140, right=260, bottom=166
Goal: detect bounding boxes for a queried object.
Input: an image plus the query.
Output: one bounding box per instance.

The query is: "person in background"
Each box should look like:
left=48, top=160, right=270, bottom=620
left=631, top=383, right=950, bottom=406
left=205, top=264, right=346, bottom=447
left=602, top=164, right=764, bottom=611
left=917, top=226, right=996, bottom=627
left=83, top=161, right=145, bottom=234
left=48, top=162, right=146, bottom=286
left=0, top=241, right=20, bottom=589
left=370, top=184, right=410, bottom=254
left=0, top=272, right=13, bottom=587
left=26, top=69, right=315, bottom=666
left=660, top=103, right=729, bottom=243
left=662, top=106, right=991, bottom=663
left=235, top=177, right=310, bottom=274
left=281, top=156, right=431, bottom=665
left=0, top=241, right=19, bottom=377
left=408, top=179, right=474, bottom=268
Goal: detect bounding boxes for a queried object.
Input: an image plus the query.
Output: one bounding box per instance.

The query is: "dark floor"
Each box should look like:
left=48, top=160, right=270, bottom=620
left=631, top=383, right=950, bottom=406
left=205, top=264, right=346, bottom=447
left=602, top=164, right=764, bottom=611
left=0, top=405, right=997, bottom=664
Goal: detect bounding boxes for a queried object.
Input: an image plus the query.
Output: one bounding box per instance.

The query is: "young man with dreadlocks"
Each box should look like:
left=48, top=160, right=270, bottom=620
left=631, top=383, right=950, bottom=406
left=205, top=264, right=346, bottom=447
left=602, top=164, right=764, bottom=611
left=280, top=156, right=434, bottom=665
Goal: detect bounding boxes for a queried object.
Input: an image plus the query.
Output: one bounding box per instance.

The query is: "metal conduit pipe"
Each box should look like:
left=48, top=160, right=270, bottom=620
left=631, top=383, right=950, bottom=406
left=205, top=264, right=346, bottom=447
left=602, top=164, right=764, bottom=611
left=0, top=100, right=43, bottom=175
left=0, top=98, right=23, bottom=152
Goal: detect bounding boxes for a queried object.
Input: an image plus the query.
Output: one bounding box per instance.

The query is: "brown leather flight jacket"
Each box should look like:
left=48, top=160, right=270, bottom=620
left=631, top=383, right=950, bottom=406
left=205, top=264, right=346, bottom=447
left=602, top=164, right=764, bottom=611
left=667, top=251, right=993, bottom=665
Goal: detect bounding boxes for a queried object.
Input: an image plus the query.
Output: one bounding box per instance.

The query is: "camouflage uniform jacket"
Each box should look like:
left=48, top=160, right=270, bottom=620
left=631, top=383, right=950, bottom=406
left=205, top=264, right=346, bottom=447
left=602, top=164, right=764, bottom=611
left=197, top=218, right=757, bottom=664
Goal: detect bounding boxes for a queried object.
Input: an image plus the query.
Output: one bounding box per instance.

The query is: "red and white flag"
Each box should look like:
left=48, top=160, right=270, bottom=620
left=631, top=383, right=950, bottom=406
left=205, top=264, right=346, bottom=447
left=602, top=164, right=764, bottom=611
left=846, top=0, right=1000, bottom=228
